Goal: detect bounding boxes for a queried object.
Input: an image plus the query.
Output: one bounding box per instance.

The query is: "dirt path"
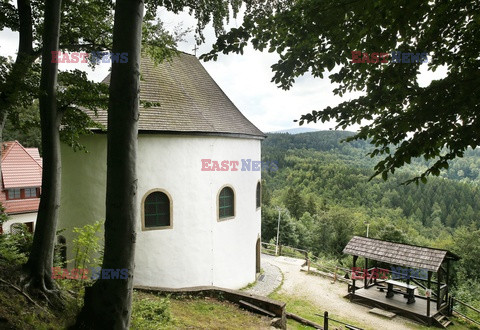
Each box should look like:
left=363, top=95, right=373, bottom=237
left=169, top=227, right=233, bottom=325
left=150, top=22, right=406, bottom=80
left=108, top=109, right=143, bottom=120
left=264, top=255, right=422, bottom=330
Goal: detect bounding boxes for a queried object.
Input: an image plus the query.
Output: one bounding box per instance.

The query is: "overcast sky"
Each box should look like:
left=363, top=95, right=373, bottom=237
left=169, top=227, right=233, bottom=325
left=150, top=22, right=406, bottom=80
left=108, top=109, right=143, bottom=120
left=0, top=7, right=447, bottom=133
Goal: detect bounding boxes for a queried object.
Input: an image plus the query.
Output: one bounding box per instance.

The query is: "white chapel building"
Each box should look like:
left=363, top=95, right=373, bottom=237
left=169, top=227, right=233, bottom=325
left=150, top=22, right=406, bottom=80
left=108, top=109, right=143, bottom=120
left=58, top=52, right=265, bottom=289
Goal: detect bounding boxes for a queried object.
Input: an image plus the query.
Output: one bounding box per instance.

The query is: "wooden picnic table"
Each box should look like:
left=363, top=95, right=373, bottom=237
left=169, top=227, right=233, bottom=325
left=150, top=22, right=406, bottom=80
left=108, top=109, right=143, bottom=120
left=385, top=279, right=417, bottom=304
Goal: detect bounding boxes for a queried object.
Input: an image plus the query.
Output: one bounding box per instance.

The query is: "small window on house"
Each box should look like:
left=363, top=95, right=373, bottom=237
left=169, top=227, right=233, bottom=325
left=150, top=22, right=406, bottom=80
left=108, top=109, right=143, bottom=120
left=219, top=186, right=235, bottom=219
left=7, top=188, right=21, bottom=200
left=143, top=190, right=171, bottom=229
left=256, top=182, right=261, bottom=209
left=24, top=188, right=38, bottom=198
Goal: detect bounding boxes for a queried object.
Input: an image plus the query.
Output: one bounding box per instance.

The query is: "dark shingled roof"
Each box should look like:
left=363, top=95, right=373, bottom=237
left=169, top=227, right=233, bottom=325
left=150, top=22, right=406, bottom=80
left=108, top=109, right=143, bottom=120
left=343, top=236, right=459, bottom=272
left=92, top=52, right=265, bottom=139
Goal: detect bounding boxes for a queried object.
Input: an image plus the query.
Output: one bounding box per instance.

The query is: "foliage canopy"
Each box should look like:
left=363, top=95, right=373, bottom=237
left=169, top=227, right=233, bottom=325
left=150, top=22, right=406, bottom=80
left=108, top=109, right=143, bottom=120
left=203, top=0, right=480, bottom=183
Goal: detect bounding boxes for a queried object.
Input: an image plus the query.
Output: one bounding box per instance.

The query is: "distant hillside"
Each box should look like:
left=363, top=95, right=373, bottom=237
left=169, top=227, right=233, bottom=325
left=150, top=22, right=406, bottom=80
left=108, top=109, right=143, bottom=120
left=269, top=127, right=320, bottom=134
left=261, top=130, right=480, bottom=241
left=263, top=130, right=480, bottom=183
left=264, top=130, right=365, bottom=153
left=260, top=130, right=480, bottom=308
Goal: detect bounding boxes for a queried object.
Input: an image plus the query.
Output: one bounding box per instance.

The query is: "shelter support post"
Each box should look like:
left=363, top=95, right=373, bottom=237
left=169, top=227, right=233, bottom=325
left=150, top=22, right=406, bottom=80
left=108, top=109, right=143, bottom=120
left=364, top=258, right=369, bottom=288
left=427, top=271, right=432, bottom=317
left=351, top=255, right=358, bottom=299
left=437, top=268, right=442, bottom=311
left=446, top=259, right=450, bottom=307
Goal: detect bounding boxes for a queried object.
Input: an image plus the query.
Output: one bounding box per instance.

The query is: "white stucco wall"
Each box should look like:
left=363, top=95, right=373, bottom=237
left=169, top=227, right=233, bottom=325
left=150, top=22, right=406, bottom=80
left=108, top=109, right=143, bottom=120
left=58, top=133, right=261, bottom=289
left=2, top=212, right=37, bottom=233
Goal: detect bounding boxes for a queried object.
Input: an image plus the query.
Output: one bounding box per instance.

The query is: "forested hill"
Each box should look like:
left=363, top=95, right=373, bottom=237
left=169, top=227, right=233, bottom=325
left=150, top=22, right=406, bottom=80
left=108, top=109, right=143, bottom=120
left=263, top=130, right=361, bottom=152
left=260, top=131, right=480, bottom=264
left=263, top=130, right=480, bottom=182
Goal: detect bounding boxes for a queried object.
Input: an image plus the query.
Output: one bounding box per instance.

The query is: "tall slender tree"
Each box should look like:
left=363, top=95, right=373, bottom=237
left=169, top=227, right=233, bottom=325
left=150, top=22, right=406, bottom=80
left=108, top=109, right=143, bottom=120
left=1, top=1, right=113, bottom=293
left=74, top=0, right=144, bottom=326
left=0, top=0, right=36, bottom=173
left=22, top=0, right=63, bottom=294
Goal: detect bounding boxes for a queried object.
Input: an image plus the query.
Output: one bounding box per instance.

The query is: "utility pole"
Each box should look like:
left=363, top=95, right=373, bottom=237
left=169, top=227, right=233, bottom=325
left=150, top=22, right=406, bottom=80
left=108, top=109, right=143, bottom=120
left=275, top=207, right=289, bottom=256
left=276, top=208, right=281, bottom=255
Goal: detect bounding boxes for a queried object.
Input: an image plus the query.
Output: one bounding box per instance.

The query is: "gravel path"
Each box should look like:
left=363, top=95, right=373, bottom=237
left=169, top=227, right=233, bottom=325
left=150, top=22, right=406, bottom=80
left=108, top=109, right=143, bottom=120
left=245, top=257, right=283, bottom=296
left=265, top=254, right=423, bottom=330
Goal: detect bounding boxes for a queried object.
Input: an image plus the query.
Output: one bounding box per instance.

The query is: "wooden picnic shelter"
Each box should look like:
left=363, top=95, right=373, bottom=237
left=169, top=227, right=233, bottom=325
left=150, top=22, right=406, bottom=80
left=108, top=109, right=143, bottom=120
left=343, top=236, right=460, bottom=327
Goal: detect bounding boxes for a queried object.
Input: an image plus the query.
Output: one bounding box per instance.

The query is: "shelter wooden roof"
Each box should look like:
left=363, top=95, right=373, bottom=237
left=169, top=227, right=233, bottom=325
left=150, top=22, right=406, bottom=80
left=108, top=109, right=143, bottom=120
left=343, top=236, right=459, bottom=272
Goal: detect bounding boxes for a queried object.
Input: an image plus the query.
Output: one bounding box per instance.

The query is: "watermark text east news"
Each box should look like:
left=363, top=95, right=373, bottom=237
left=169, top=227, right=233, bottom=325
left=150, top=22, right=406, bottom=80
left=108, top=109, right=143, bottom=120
left=351, top=266, right=428, bottom=280
left=51, top=267, right=128, bottom=280
left=351, top=51, right=428, bottom=64
left=201, top=159, right=278, bottom=172
left=51, top=51, right=128, bottom=64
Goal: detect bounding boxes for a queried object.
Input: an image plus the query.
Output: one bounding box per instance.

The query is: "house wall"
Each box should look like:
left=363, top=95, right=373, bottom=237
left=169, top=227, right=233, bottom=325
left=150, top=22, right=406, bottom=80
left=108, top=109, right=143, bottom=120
left=59, top=133, right=261, bottom=289
left=2, top=212, right=37, bottom=233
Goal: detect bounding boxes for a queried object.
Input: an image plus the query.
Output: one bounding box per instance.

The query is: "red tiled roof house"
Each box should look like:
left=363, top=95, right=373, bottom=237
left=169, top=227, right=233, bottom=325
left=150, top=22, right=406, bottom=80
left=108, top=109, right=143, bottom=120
left=0, top=141, right=42, bottom=233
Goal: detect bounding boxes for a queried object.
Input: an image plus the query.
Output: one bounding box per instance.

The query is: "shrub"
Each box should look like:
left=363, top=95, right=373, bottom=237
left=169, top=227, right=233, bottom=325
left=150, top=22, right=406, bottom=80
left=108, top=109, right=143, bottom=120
left=71, top=220, right=103, bottom=270
left=0, top=224, right=33, bottom=266
left=54, top=221, right=103, bottom=297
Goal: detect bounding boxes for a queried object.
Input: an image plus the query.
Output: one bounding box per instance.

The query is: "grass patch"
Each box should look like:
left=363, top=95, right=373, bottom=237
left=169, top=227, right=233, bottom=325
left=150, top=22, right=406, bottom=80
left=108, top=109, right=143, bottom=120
left=0, top=263, right=80, bottom=330
left=131, top=292, right=172, bottom=329
left=0, top=286, right=59, bottom=329
left=133, top=291, right=272, bottom=329
left=240, top=280, right=257, bottom=291
left=269, top=292, right=359, bottom=329
left=270, top=291, right=476, bottom=330
left=444, top=316, right=480, bottom=330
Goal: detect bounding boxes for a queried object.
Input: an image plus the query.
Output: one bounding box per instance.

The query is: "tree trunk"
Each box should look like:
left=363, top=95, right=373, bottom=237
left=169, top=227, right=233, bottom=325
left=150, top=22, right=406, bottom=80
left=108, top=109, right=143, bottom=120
left=0, top=0, right=36, bottom=166
left=74, top=0, right=143, bottom=327
left=23, top=0, right=62, bottom=293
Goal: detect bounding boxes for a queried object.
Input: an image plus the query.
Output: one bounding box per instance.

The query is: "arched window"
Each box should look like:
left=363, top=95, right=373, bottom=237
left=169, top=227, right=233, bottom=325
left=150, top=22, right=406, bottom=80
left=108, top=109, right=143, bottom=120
left=218, top=186, right=235, bottom=220
left=143, top=190, right=172, bottom=229
left=256, top=182, right=261, bottom=209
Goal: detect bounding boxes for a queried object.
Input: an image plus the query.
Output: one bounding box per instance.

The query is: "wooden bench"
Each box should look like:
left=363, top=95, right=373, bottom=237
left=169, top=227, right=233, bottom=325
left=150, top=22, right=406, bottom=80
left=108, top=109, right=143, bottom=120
left=385, top=279, right=417, bottom=304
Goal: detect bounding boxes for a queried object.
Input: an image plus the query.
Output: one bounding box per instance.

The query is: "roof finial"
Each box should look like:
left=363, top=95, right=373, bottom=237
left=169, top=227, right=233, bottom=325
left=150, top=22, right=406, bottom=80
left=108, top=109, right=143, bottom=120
left=192, top=44, right=198, bottom=57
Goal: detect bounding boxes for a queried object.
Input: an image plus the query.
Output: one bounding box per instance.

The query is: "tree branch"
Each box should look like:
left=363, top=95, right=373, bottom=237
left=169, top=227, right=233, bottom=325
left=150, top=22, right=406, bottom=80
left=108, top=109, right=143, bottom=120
left=17, top=0, right=33, bottom=55
left=58, top=42, right=113, bottom=52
